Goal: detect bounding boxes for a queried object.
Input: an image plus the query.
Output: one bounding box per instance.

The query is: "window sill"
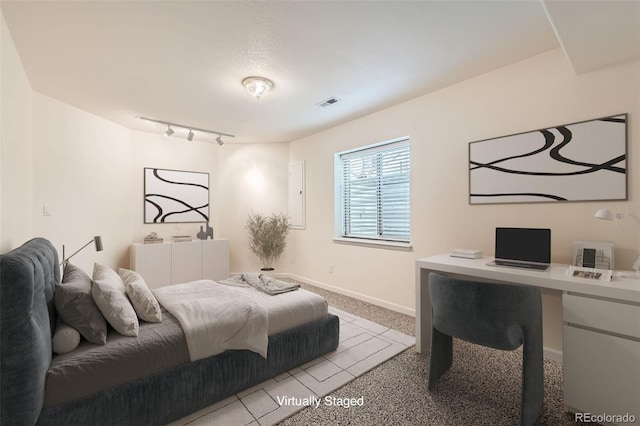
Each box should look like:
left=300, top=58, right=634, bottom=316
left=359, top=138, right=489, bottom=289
left=332, top=237, right=413, bottom=251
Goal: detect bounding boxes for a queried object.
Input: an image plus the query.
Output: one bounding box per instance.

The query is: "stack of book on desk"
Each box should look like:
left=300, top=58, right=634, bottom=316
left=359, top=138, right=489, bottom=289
left=171, top=235, right=192, bottom=243
left=144, top=235, right=163, bottom=244
left=449, top=249, right=482, bottom=259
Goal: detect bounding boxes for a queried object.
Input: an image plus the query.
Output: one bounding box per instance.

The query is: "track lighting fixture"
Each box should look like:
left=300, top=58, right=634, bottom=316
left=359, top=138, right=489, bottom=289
left=137, top=116, right=234, bottom=144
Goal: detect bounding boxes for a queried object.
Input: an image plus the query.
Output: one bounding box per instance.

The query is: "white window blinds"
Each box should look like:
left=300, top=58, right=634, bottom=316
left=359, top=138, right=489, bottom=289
left=339, top=139, right=410, bottom=242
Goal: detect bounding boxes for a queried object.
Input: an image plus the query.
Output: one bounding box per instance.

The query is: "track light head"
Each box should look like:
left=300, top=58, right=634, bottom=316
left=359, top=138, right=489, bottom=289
left=187, top=130, right=194, bottom=141
left=164, top=126, right=174, bottom=138
left=216, top=135, right=224, bottom=146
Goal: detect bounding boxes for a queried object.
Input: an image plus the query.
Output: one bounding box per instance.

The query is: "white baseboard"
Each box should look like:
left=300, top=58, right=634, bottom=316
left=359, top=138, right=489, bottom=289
left=543, top=347, right=563, bottom=363
left=284, top=273, right=416, bottom=317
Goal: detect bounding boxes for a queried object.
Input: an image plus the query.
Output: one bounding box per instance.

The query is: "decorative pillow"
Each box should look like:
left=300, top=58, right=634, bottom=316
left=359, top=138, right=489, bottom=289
left=52, top=318, right=81, bottom=355
left=55, top=263, right=107, bottom=345
left=119, top=268, right=162, bottom=323
left=92, top=263, right=139, bottom=337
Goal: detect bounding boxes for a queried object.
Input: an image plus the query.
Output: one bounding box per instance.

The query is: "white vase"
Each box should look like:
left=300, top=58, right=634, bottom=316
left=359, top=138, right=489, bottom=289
left=260, top=268, right=275, bottom=278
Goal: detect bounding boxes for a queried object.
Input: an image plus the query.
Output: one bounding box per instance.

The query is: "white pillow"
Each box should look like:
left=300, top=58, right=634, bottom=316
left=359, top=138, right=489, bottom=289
left=52, top=319, right=81, bottom=355
left=119, top=268, right=162, bottom=323
left=92, top=263, right=139, bottom=337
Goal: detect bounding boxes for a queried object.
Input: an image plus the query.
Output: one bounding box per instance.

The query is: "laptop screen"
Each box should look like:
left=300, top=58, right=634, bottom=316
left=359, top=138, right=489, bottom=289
left=495, top=227, right=551, bottom=264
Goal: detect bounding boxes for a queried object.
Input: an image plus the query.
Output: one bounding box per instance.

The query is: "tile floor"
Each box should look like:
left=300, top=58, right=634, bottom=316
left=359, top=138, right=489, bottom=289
left=170, top=306, right=415, bottom=426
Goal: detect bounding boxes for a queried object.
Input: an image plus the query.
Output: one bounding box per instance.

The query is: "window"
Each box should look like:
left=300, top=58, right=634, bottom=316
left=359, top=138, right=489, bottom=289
left=335, top=138, right=410, bottom=244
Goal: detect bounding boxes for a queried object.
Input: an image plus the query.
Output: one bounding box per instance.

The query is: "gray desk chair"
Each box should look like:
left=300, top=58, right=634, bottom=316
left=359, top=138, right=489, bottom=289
left=427, top=272, right=543, bottom=426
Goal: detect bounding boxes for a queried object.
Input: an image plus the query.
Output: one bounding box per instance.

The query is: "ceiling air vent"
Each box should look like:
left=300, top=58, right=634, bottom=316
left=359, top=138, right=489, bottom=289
left=316, top=97, right=340, bottom=107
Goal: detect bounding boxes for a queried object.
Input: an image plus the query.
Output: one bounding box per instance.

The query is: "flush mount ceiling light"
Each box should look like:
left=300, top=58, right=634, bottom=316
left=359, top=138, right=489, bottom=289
left=242, top=76, right=274, bottom=100
left=137, top=116, right=235, bottom=145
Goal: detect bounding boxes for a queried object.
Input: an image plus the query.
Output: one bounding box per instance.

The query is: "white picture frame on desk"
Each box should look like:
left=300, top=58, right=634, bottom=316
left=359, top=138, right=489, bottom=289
left=566, top=265, right=613, bottom=282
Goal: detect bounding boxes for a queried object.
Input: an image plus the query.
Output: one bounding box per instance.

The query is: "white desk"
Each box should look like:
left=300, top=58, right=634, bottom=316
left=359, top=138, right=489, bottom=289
left=415, top=254, right=640, bottom=422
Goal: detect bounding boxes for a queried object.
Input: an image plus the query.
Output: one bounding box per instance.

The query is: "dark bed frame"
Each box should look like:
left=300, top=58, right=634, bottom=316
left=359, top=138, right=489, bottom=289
left=0, top=238, right=340, bottom=426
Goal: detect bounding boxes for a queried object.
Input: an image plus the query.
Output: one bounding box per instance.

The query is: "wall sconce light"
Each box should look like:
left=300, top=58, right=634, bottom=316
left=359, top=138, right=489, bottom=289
left=594, top=208, right=640, bottom=223
left=594, top=208, right=640, bottom=278
left=61, top=236, right=104, bottom=266
left=242, top=76, right=274, bottom=100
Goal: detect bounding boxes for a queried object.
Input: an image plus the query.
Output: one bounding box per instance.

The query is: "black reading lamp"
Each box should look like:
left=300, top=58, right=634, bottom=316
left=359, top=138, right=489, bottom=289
left=61, top=236, right=103, bottom=266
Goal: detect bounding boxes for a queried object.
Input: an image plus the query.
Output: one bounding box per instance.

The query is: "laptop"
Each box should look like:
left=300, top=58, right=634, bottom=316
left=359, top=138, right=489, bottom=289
left=488, top=227, right=551, bottom=271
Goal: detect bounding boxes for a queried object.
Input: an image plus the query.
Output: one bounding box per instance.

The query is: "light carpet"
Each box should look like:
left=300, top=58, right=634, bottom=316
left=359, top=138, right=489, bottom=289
left=169, top=306, right=415, bottom=426
left=281, top=282, right=573, bottom=426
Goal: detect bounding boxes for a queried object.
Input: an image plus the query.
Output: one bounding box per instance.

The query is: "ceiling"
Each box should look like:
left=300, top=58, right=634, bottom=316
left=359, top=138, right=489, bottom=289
left=1, top=1, right=638, bottom=144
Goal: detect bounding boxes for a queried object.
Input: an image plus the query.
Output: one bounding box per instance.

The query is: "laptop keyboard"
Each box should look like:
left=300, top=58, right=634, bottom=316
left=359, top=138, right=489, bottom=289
left=494, top=260, right=549, bottom=271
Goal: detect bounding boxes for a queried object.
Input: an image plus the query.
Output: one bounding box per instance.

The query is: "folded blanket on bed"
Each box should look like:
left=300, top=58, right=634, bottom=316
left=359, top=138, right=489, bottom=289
left=219, top=273, right=300, bottom=295
left=153, top=280, right=268, bottom=361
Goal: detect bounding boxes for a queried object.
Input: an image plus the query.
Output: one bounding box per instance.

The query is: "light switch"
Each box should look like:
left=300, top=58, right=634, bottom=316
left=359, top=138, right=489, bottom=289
left=43, top=204, right=53, bottom=216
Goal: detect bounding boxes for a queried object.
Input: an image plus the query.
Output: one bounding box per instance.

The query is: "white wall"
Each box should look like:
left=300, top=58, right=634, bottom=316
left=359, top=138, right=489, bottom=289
left=1, top=14, right=3, bottom=247
left=30, top=93, right=133, bottom=272
left=26, top=102, right=226, bottom=274
left=1, top=14, right=34, bottom=252
left=218, top=143, right=290, bottom=273
left=130, top=130, right=221, bottom=250
left=0, top=12, right=226, bottom=273
left=288, top=49, right=640, bottom=351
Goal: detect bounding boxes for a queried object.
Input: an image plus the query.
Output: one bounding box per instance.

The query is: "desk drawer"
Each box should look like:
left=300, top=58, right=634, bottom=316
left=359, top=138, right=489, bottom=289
left=563, top=293, right=640, bottom=339
left=564, top=325, right=640, bottom=420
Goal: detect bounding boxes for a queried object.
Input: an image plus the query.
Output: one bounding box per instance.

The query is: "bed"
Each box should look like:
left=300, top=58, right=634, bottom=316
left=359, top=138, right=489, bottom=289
left=0, top=238, right=340, bottom=426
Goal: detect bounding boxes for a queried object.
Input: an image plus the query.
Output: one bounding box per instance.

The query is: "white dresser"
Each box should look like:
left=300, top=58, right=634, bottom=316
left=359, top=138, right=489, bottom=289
left=130, top=239, right=229, bottom=289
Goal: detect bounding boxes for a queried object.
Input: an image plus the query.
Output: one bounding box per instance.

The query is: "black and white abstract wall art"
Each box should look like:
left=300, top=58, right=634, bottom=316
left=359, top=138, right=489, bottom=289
left=469, top=114, right=627, bottom=204
left=144, top=168, right=210, bottom=223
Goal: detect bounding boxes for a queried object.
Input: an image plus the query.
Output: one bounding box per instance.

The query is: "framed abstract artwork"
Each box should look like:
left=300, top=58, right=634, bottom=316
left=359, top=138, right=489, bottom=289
left=144, top=168, right=210, bottom=223
left=469, top=114, right=627, bottom=204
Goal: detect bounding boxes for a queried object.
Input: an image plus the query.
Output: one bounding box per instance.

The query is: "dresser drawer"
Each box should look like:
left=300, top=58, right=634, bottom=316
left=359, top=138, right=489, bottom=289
left=563, top=293, right=640, bottom=338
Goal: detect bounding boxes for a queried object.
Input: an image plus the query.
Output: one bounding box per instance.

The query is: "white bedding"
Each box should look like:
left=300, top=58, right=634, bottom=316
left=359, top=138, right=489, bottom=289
left=154, top=280, right=268, bottom=361
left=153, top=279, right=329, bottom=362
left=248, top=285, right=329, bottom=335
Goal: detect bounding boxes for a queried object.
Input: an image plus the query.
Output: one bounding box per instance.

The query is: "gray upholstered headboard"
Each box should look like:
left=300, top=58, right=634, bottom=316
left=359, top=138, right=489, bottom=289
left=1, top=238, right=59, bottom=425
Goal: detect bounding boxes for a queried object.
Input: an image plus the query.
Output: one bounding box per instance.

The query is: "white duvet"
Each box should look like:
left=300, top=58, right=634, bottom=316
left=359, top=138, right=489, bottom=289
left=153, top=280, right=268, bottom=361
